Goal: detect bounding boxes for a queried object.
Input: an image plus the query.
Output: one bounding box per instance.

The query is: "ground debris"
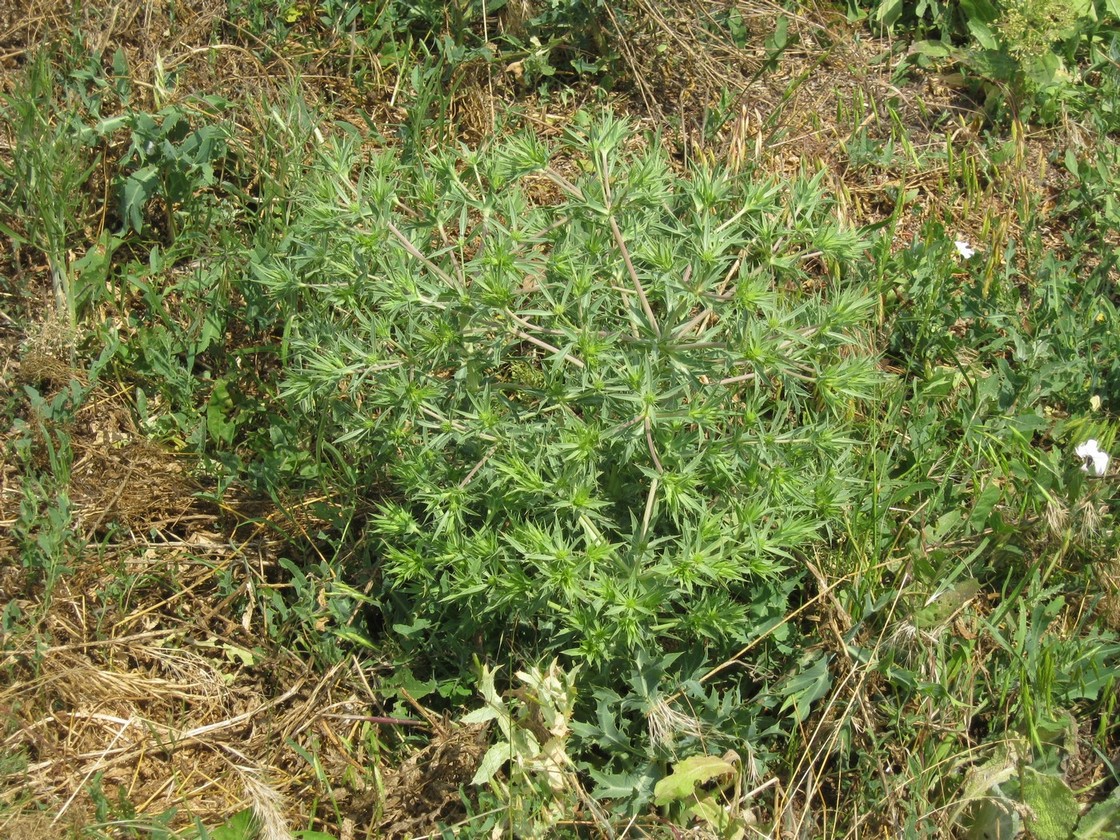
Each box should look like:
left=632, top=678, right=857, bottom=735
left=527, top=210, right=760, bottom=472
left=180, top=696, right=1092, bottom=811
left=378, top=722, right=490, bottom=840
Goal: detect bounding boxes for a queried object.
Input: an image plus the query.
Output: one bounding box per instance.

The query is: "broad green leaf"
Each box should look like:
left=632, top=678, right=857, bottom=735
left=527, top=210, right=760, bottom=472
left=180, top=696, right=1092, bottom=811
left=461, top=705, right=500, bottom=725
left=391, top=618, right=432, bottom=638
left=951, top=744, right=1019, bottom=828
left=112, top=46, right=128, bottom=78
left=967, top=481, right=1002, bottom=530
left=206, top=378, right=236, bottom=445
left=1024, top=52, right=1064, bottom=88
left=909, top=40, right=952, bottom=59
left=198, top=307, right=224, bottom=354
left=959, top=0, right=998, bottom=23
left=966, top=19, right=999, bottom=50
left=590, top=765, right=657, bottom=802
left=653, top=754, right=737, bottom=806
left=777, top=654, right=832, bottom=724
left=874, top=0, right=902, bottom=29
left=472, top=741, right=511, bottom=785
left=1021, top=767, right=1079, bottom=840
left=382, top=666, right=436, bottom=701
left=121, top=165, right=160, bottom=233
left=690, top=795, right=748, bottom=840
left=477, top=665, right=502, bottom=708
left=965, top=794, right=1020, bottom=840
left=221, top=643, right=256, bottom=666
left=93, top=114, right=131, bottom=134
left=764, top=16, right=790, bottom=66
left=467, top=665, right=513, bottom=737
left=1069, top=0, right=1093, bottom=20
left=1077, top=790, right=1120, bottom=839
left=207, top=808, right=255, bottom=840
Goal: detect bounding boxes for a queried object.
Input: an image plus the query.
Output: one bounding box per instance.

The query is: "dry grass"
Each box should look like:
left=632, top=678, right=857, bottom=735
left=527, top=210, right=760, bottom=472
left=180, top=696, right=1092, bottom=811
left=0, top=536, right=482, bottom=837
left=0, top=328, right=479, bottom=837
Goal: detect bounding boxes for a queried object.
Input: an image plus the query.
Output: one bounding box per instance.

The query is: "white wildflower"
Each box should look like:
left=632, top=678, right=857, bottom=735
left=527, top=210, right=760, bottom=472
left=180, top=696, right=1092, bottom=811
left=1076, top=439, right=1110, bottom=477
left=954, top=240, right=976, bottom=259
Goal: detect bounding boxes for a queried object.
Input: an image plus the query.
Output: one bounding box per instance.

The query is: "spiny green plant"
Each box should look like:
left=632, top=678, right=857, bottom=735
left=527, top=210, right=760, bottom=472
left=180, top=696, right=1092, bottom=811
left=246, top=109, right=881, bottom=811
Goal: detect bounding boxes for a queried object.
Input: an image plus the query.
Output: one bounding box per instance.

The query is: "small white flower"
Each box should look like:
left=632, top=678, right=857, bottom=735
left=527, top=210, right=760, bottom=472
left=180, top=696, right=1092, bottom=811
left=1076, top=439, right=1110, bottom=476
left=954, top=240, right=976, bottom=259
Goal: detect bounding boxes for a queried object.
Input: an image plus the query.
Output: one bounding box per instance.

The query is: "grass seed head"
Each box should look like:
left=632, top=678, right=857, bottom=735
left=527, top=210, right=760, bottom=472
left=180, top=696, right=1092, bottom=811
left=647, top=697, right=702, bottom=747
left=241, top=771, right=294, bottom=840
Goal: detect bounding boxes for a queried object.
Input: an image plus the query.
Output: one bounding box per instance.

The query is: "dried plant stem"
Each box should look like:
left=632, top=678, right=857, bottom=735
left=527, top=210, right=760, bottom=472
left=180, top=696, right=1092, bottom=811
left=514, top=329, right=585, bottom=368
left=387, top=221, right=462, bottom=290
left=644, top=417, right=663, bottom=473
left=719, top=371, right=758, bottom=386
left=610, top=216, right=662, bottom=339
left=542, top=167, right=583, bottom=200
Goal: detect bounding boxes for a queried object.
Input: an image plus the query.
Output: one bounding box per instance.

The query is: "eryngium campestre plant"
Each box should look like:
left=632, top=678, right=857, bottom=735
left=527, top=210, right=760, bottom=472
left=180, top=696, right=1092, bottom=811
left=257, top=111, right=879, bottom=684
